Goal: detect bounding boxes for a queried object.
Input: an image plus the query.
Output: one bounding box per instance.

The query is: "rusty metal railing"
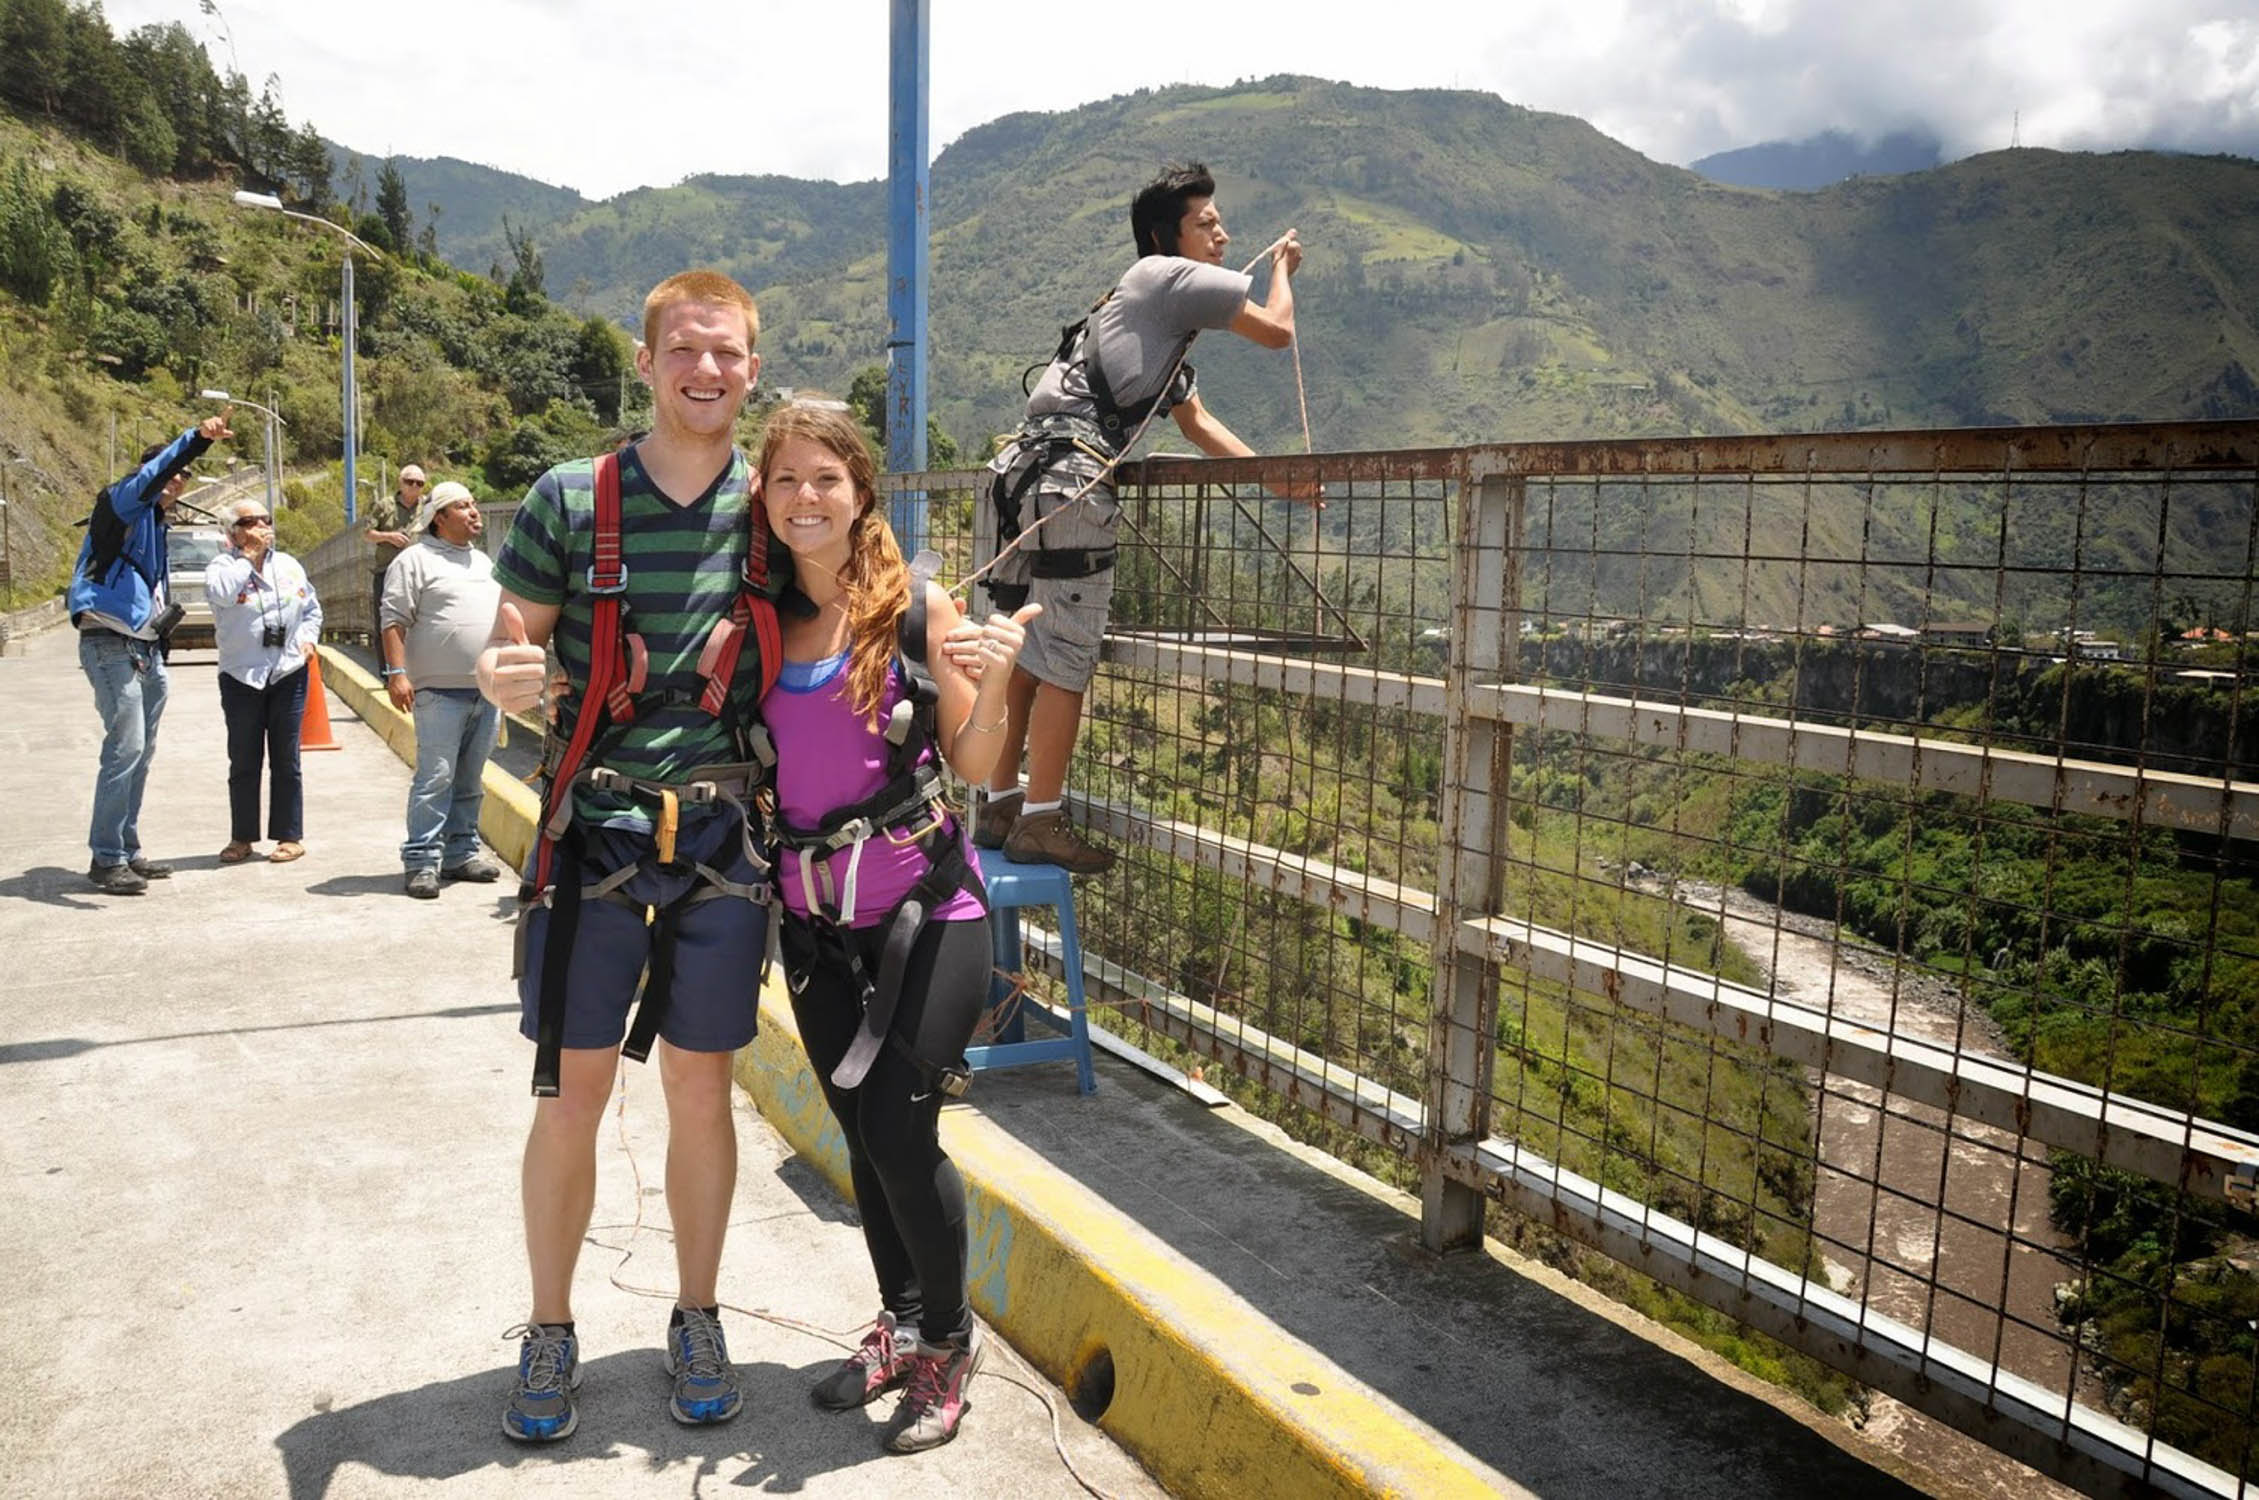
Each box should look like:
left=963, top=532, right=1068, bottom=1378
left=887, top=421, right=2259, bottom=1498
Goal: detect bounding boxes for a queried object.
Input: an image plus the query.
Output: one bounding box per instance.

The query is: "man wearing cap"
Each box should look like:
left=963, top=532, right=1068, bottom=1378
left=70, top=409, right=235, bottom=893
left=380, top=479, right=505, bottom=899
left=366, top=464, right=427, bottom=643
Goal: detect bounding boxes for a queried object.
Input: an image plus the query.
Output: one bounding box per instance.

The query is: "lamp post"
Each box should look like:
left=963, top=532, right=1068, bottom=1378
left=230, top=191, right=380, bottom=526
left=198, top=389, right=287, bottom=514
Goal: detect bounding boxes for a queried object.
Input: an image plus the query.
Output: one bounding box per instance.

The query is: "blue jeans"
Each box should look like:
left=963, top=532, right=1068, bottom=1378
left=80, top=631, right=169, bottom=866
left=402, top=687, right=499, bottom=872
left=218, top=667, right=307, bottom=843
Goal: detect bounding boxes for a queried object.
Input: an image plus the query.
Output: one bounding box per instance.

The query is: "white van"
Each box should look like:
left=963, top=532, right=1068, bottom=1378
left=165, top=526, right=228, bottom=651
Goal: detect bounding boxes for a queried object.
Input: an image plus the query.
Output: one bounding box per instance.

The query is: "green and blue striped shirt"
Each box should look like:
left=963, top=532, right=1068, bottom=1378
left=493, top=447, right=761, bottom=830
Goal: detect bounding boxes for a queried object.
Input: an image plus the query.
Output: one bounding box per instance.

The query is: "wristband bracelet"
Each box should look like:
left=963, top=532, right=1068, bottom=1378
left=966, top=710, right=1006, bottom=734
left=381, top=666, right=404, bottom=677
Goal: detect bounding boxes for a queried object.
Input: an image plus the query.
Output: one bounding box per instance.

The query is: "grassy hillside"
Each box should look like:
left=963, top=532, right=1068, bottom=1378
left=387, top=76, right=2259, bottom=460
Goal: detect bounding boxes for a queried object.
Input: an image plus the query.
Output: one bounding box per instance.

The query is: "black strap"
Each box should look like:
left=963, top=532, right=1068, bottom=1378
left=827, top=835, right=978, bottom=1090
left=531, top=833, right=586, bottom=1097
left=622, top=899, right=685, bottom=1065
left=1029, top=547, right=1116, bottom=579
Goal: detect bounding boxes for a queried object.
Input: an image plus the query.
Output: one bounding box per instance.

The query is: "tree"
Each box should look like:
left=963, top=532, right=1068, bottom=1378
left=288, top=122, right=331, bottom=211
left=570, top=316, right=630, bottom=422
left=120, top=23, right=219, bottom=174
left=60, top=3, right=132, bottom=145
left=846, top=362, right=889, bottom=449
left=0, top=158, right=69, bottom=304
left=0, top=0, right=71, bottom=117
left=118, top=89, right=179, bottom=175
left=375, top=159, right=412, bottom=254
left=501, top=216, right=545, bottom=314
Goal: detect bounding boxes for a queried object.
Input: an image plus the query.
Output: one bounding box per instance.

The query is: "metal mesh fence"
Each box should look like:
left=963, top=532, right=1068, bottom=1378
left=890, top=422, right=2259, bottom=1496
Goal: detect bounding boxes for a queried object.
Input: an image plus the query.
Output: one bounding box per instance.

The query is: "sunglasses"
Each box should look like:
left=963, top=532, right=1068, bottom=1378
left=233, top=515, right=272, bottom=528
left=401, top=479, right=426, bottom=488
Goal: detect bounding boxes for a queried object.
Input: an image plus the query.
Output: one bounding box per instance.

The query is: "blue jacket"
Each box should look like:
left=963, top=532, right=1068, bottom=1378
left=67, top=426, right=212, bottom=631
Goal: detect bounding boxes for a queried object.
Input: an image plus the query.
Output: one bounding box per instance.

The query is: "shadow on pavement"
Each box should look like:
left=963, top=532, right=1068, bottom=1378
left=303, top=872, right=421, bottom=899
left=0, top=866, right=106, bottom=911
left=0, top=1003, right=518, bottom=1065
left=272, top=1351, right=871, bottom=1500
left=769, top=1154, right=862, bottom=1227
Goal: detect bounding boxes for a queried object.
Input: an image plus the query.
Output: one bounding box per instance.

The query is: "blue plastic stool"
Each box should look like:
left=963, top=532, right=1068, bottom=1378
left=965, top=848, right=1098, bottom=1094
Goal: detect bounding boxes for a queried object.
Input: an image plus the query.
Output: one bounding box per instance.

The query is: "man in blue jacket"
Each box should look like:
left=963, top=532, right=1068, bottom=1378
left=68, top=409, right=234, bottom=893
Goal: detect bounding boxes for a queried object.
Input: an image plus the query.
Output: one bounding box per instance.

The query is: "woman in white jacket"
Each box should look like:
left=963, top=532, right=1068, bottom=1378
left=204, top=496, right=323, bottom=864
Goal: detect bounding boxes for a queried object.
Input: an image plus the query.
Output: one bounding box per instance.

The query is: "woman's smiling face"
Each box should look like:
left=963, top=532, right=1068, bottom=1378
left=764, top=435, right=862, bottom=568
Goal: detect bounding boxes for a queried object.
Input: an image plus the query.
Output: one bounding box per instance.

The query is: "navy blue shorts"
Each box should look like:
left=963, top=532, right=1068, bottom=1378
left=517, top=813, right=769, bottom=1054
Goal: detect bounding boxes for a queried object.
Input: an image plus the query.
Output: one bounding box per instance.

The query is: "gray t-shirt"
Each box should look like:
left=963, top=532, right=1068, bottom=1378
left=1027, top=256, right=1251, bottom=427
left=380, top=534, right=499, bottom=690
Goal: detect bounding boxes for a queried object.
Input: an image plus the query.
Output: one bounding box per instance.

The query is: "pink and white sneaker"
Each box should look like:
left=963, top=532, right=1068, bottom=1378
left=882, top=1328, right=984, bottom=1453
left=811, top=1311, right=917, bottom=1411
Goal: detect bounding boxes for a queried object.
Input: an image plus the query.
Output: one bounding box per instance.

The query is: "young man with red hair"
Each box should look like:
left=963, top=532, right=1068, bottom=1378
left=478, top=270, right=777, bottom=1442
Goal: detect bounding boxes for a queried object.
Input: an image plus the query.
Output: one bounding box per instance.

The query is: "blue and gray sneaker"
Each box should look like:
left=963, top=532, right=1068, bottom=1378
left=664, top=1307, right=743, bottom=1425
left=502, top=1322, right=581, bottom=1442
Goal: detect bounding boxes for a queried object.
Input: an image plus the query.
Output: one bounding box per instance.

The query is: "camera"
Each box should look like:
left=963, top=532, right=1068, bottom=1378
left=262, top=621, right=288, bottom=650
left=151, top=601, right=187, bottom=640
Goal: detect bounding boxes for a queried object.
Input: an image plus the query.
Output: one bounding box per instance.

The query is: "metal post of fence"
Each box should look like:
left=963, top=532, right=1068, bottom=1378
left=1421, top=463, right=1520, bottom=1252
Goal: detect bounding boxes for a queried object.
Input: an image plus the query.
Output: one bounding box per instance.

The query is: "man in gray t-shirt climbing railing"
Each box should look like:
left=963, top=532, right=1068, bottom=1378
left=975, top=161, right=1314, bottom=873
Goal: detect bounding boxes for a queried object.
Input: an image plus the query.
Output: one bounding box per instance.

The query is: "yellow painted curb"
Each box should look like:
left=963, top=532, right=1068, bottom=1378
left=735, top=994, right=1511, bottom=1500
left=316, top=645, right=540, bottom=873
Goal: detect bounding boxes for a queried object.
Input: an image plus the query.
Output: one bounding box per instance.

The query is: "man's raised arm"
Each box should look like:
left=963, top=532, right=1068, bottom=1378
left=1227, top=231, right=1300, bottom=349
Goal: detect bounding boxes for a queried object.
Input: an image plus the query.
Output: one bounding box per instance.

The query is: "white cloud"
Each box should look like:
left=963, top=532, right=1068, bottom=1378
left=93, top=0, right=2259, bottom=197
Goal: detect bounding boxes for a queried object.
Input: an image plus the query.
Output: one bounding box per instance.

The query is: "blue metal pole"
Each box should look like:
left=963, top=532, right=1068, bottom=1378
left=885, top=0, right=930, bottom=552
left=341, top=251, right=358, bottom=527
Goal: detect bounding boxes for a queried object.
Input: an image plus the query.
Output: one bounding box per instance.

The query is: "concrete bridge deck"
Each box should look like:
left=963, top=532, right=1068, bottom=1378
left=1, top=621, right=2001, bottom=1498
left=0, top=627, right=1158, bottom=1499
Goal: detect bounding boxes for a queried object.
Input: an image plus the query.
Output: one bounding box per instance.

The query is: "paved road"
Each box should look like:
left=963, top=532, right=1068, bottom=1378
left=0, top=624, right=1158, bottom=1499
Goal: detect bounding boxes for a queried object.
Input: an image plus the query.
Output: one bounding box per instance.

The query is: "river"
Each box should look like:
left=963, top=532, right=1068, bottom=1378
left=1640, top=876, right=2093, bottom=1499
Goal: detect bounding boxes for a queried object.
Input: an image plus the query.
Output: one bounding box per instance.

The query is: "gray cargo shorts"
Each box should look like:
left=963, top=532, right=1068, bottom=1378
left=979, top=442, right=1118, bottom=693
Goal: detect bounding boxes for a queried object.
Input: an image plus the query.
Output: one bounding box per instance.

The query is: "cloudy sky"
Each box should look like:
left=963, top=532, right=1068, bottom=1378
left=98, top=0, right=2259, bottom=199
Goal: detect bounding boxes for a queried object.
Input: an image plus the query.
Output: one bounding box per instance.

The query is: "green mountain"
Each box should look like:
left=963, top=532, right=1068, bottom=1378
left=328, top=144, right=588, bottom=271
left=377, top=76, right=2259, bottom=461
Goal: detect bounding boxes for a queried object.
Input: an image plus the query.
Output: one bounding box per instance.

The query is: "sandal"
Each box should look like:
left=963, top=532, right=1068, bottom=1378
left=220, top=841, right=258, bottom=864
left=269, top=841, right=306, bottom=864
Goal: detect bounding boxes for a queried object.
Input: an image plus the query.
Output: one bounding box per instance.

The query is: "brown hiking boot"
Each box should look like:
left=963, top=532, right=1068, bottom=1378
left=972, top=790, right=1021, bottom=850
left=1003, top=809, right=1116, bottom=874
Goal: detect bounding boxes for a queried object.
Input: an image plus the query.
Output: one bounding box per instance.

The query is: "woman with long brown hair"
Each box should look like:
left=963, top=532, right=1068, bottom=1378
left=756, top=398, right=1036, bottom=1454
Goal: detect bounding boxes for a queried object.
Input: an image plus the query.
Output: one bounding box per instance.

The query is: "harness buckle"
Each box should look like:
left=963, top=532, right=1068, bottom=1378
left=885, top=801, right=949, bottom=847
left=682, top=780, right=720, bottom=807
left=935, top=1066, right=971, bottom=1099
left=585, top=561, right=630, bottom=595
left=587, top=766, right=626, bottom=792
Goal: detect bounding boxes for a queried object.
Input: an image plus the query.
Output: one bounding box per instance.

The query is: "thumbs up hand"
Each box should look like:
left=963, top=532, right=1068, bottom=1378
left=943, top=601, right=1042, bottom=681
left=477, top=600, right=549, bottom=712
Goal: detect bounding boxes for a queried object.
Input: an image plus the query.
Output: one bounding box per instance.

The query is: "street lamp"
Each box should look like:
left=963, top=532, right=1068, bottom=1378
left=230, top=190, right=381, bottom=526
left=198, top=389, right=288, bottom=515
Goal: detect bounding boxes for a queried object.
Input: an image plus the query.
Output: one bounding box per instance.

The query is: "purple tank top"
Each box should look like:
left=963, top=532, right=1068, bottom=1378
left=766, top=652, right=985, bottom=929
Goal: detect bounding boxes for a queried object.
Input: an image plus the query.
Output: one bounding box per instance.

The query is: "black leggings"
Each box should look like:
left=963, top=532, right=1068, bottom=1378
left=784, top=913, right=990, bottom=1345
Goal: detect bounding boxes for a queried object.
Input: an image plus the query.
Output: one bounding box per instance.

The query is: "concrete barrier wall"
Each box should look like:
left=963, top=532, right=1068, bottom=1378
left=314, top=646, right=539, bottom=873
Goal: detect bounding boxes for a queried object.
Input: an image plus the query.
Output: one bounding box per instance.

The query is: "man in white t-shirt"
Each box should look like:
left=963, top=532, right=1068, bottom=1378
left=976, top=162, right=1311, bottom=872
left=379, top=480, right=504, bottom=897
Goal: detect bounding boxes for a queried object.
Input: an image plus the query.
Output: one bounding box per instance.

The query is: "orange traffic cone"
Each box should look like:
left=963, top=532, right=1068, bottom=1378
left=300, top=653, right=341, bottom=752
